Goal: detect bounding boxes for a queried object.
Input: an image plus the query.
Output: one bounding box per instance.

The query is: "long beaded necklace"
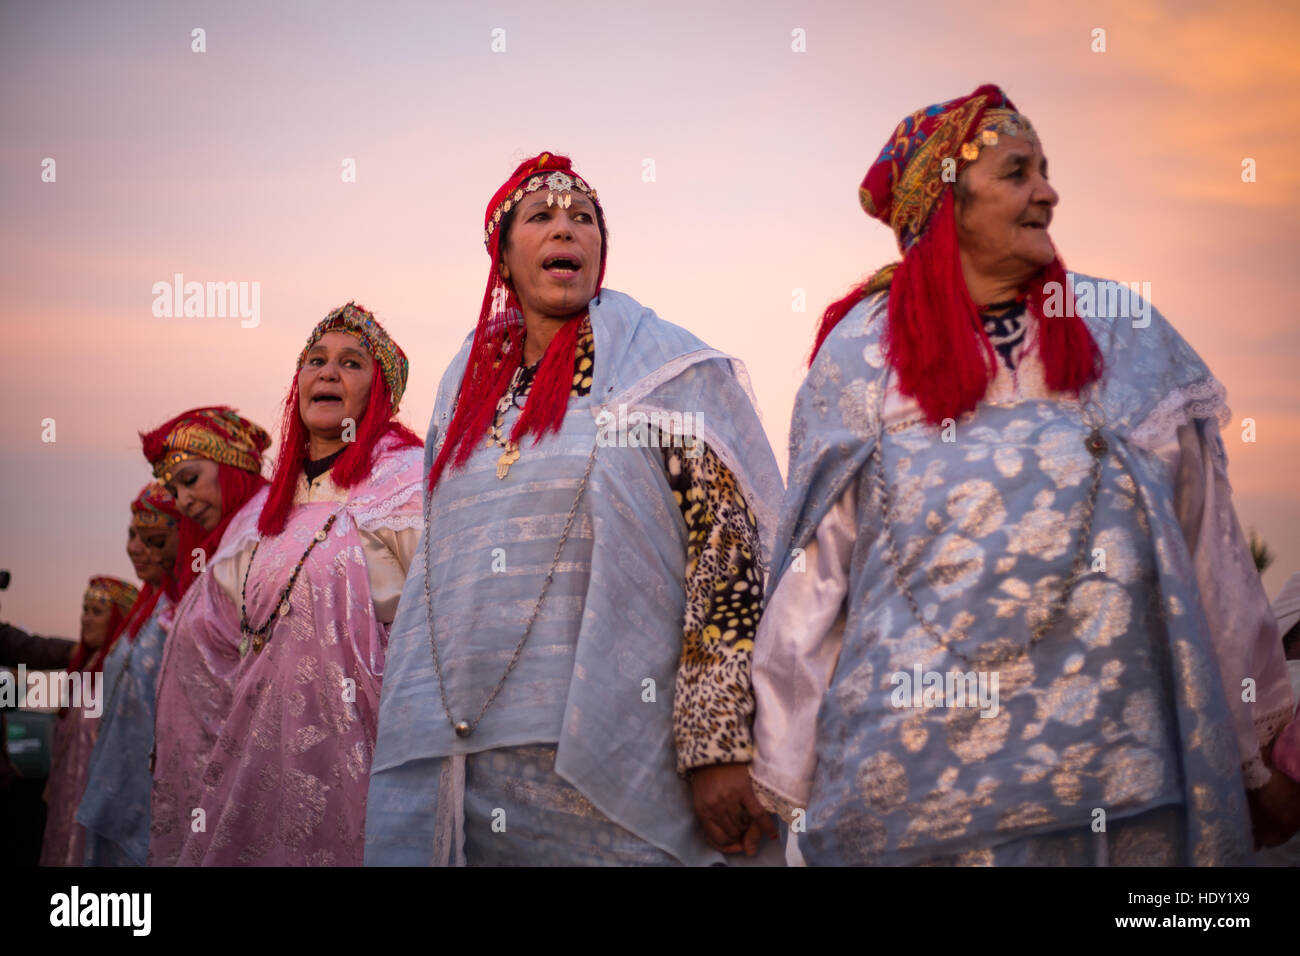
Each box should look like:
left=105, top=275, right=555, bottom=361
left=421, top=431, right=599, bottom=739
left=870, top=371, right=1109, bottom=667
left=238, top=510, right=339, bottom=656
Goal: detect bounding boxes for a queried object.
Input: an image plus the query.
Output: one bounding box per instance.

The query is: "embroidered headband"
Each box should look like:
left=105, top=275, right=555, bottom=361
left=84, top=575, right=139, bottom=617
left=147, top=407, right=271, bottom=483
left=130, top=480, right=181, bottom=530
left=483, top=154, right=600, bottom=249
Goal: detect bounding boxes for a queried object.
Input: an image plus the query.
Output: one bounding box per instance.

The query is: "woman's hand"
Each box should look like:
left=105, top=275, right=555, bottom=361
left=690, top=763, right=779, bottom=856
left=1248, top=769, right=1300, bottom=848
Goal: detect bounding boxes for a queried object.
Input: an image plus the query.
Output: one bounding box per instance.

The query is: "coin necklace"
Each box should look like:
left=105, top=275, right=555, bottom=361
left=238, top=510, right=339, bottom=656
left=870, top=374, right=1109, bottom=667
left=486, top=365, right=529, bottom=479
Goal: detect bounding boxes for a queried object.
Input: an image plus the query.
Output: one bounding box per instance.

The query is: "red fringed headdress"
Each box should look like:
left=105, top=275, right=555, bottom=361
left=427, top=151, right=607, bottom=490
left=259, top=303, right=422, bottom=537
left=68, top=575, right=138, bottom=676
left=140, top=406, right=270, bottom=597
left=121, top=481, right=183, bottom=641
left=811, top=84, right=1101, bottom=424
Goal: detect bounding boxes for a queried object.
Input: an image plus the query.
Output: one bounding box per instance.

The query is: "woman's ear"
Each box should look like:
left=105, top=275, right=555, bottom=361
left=499, top=260, right=511, bottom=280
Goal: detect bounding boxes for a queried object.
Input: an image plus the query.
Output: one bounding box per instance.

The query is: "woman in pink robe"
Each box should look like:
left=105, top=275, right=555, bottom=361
left=141, top=406, right=271, bottom=865
left=39, top=575, right=137, bottom=866
left=177, top=303, right=423, bottom=866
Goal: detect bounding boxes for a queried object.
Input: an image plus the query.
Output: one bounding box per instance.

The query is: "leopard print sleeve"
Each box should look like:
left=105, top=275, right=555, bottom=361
left=664, top=439, right=764, bottom=775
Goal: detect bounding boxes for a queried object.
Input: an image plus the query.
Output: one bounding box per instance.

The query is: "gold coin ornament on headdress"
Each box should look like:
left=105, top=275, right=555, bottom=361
left=151, top=409, right=269, bottom=484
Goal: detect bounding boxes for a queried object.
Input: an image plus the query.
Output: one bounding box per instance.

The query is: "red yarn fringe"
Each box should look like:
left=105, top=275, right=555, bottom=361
left=810, top=195, right=1102, bottom=424
left=258, top=366, right=422, bottom=538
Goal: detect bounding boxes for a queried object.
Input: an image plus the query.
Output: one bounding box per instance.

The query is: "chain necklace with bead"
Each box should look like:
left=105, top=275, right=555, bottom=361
left=238, top=510, right=340, bottom=657
left=870, top=374, right=1109, bottom=667
left=422, top=432, right=599, bottom=740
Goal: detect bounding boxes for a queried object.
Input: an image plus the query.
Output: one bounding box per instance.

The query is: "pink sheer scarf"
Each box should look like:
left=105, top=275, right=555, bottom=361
left=178, top=439, right=422, bottom=865
left=148, top=489, right=266, bottom=866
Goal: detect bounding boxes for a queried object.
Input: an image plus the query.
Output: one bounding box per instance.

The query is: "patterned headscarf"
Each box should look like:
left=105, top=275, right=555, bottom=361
left=84, top=575, right=139, bottom=617
left=64, top=575, right=139, bottom=683
left=130, top=480, right=181, bottom=530
left=811, top=83, right=1100, bottom=427
left=145, top=407, right=271, bottom=483
left=859, top=84, right=1031, bottom=254
left=297, top=302, right=410, bottom=412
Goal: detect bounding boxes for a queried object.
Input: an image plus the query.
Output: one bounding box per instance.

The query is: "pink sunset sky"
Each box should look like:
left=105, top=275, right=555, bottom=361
left=1, top=0, right=1297, bottom=636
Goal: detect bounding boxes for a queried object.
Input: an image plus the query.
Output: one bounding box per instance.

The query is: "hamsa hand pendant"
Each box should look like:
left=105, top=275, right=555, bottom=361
left=496, top=442, right=520, bottom=479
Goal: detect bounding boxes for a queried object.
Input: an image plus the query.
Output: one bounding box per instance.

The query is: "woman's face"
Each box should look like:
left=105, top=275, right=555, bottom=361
left=500, top=191, right=603, bottom=322
left=298, top=331, right=374, bottom=444
left=126, top=522, right=179, bottom=586
left=954, top=134, right=1059, bottom=287
left=165, top=458, right=222, bottom=531
left=80, top=597, right=112, bottom=649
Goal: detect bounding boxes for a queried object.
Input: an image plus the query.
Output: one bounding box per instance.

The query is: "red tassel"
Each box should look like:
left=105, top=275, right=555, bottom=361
left=512, top=317, right=582, bottom=446
left=811, top=194, right=1102, bottom=424
left=884, top=194, right=996, bottom=424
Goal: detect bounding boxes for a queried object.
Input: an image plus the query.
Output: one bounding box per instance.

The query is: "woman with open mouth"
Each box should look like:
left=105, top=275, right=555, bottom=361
left=173, top=303, right=424, bottom=866
left=750, top=84, right=1299, bottom=866
left=78, top=481, right=182, bottom=866
left=365, top=152, right=784, bottom=866
left=39, top=574, right=137, bottom=866
left=141, top=406, right=270, bottom=865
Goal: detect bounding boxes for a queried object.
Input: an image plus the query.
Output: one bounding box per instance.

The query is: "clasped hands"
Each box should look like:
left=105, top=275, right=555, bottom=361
left=690, top=762, right=779, bottom=856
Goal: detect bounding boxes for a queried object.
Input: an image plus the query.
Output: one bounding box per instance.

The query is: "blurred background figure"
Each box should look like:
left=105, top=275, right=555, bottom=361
left=38, top=575, right=137, bottom=866
left=77, top=482, right=181, bottom=866
left=1256, top=572, right=1300, bottom=865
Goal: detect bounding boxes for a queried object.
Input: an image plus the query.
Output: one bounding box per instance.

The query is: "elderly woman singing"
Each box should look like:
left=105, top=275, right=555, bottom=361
left=751, top=84, right=1299, bottom=865
left=39, top=575, right=138, bottom=866
left=174, top=304, right=424, bottom=866
left=366, top=152, right=784, bottom=865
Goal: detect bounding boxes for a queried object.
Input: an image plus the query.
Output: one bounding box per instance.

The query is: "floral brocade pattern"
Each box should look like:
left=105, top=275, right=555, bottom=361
left=149, top=490, right=264, bottom=866
left=801, top=402, right=1188, bottom=864
left=768, top=289, right=1253, bottom=866
left=175, top=443, right=423, bottom=866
